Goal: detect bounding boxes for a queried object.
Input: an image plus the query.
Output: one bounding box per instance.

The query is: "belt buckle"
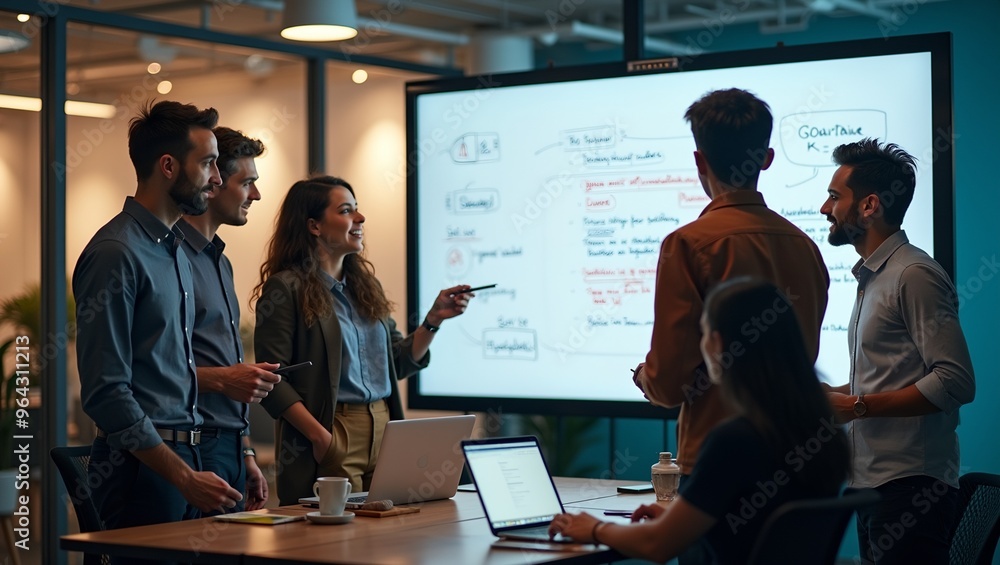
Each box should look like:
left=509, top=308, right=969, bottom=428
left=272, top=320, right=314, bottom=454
left=189, top=429, right=201, bottom=446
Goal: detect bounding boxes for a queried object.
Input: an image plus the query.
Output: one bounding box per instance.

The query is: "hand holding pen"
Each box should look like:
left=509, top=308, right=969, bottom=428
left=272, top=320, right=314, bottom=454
left=425, top=284, right=496, bottom=327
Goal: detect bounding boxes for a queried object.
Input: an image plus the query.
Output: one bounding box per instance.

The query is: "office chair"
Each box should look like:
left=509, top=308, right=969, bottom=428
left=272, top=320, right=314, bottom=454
left=950, top=472, right=1000, bottom=565
left=746, top=488, right=880, bottom=565
left=50, top=446, right=109, bottom=565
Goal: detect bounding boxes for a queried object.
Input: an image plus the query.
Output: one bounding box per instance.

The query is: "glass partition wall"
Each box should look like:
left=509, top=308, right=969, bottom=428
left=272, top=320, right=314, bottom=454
left=0, top=8, right=43, bottom=565
left=0, top=3, right=455, bottom=561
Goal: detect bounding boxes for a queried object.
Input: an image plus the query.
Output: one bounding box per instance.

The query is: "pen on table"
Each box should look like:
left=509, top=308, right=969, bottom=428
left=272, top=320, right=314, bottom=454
left=451, top=283, right=497, bottom=295
left=603, top=510, right=633, bottom=517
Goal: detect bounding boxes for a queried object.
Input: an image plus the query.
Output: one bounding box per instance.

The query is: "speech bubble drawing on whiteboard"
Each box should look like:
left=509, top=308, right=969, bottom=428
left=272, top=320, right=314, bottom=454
left=446, top=188, right=501, bottom=214
left=779, top=109, right=887, bottom=167
left=451, top=133, right=500, bottom=163
left=482, top=328, right=538, bottom=360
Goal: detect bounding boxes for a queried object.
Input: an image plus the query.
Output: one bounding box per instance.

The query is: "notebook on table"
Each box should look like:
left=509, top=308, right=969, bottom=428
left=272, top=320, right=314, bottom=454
left=299, top=414, right=476, bottom=508
left=461, top=435, right=576, bottom=543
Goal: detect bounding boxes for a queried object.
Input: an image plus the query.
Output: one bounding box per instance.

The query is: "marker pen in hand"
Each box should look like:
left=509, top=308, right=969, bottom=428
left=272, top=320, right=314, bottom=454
left=451, top=284, right=497, bottom=295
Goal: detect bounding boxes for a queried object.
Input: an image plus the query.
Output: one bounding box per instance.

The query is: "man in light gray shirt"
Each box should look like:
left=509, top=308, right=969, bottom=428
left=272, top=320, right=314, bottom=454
left=820, top=138, right=975, bottom=565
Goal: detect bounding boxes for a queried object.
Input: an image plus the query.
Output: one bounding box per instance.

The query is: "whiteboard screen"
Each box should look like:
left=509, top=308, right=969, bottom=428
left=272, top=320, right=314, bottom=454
left=406, top=34, right=953, bottom=417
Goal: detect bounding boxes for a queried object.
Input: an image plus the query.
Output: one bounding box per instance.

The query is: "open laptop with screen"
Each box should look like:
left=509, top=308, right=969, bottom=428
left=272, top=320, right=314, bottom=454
left=299, top=414, right=476, bottom=507
left=461, top=436, right=575, bottom=543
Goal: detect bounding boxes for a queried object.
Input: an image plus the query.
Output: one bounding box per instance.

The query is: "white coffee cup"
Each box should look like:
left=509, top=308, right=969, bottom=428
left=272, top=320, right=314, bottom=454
left=313, top=477, right=351, bottom=516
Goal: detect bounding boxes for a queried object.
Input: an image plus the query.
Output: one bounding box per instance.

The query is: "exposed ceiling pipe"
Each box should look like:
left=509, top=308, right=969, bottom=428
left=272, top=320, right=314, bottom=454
left=565, top=21, right=700, bottom=56
left=495, top=19, right=699, bottom=56
left=367, top=0, right=501, bottom=24
left=350, top=16, right=696, bottom=54
left=459, top=0, right=545, bottom=17
left=827, top=0, right=895, bottom=19
left=646, top=5, right=815, bottom=32
left=647, top=0, right=947, bottom=32
left=114, top=0, right=284, bottom=14
left=355, top=17, right=469, bottom=45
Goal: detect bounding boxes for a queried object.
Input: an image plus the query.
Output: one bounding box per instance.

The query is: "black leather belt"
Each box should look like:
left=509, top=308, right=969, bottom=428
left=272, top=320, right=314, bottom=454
left=198, top=427, right=242, bottom=439
left=97, top=427, right=202, bottom=446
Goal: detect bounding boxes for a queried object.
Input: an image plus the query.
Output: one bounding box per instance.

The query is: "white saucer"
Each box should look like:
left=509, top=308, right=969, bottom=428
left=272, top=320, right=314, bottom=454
left=306, top=511, right=355, bottom=525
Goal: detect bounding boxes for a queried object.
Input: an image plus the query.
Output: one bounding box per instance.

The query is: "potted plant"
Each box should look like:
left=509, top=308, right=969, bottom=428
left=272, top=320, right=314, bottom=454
left=0, top=283, right=75, bottom=513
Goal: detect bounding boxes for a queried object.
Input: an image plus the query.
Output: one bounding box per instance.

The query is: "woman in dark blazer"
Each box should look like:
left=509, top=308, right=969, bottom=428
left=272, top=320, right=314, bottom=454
left=253, top=176, right=472, bottom=505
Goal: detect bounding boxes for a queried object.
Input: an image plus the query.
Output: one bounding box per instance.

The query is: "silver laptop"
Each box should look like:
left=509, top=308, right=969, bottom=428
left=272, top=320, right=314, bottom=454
left=299, top=415, right=476, bottom=508
left=461, top=435, right=574, bottom=543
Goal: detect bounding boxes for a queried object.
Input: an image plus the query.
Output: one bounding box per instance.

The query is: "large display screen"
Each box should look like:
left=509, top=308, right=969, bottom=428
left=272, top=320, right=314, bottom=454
left=406, top=33, right=953, bottom=418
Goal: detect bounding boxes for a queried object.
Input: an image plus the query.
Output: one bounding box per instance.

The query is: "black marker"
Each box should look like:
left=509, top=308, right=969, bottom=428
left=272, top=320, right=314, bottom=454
left=603, top=510, right=633, bottom=517
left=452, top=284, right=497, bottom=294
left=273, top=361, right=313, bottom=375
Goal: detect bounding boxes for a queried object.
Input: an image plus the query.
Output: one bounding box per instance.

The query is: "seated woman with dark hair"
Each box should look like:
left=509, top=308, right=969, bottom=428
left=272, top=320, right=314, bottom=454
left=549, top=278, right=850, bottom=564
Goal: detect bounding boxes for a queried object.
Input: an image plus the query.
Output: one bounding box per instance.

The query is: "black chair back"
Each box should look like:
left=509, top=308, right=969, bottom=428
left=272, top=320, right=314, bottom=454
left=950, top=472, right=1000, bottom=565
left=50, top=445, right=108, bottom=565
left=747, top=488, right=880, bottom=565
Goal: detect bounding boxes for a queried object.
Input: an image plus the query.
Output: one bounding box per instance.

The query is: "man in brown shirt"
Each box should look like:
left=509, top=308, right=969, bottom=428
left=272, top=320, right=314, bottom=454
left=633, top=89, right=829, bottom=478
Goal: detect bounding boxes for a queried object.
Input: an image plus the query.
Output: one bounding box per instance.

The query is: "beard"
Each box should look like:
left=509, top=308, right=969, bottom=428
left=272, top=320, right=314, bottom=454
left=170, top=167, right=213, bottom=216
left=827, top=207, right=865, bottom=246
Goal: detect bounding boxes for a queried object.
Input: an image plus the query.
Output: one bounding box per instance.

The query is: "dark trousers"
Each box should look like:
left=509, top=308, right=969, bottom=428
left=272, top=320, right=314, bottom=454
left=198, top=429, right=246, bottom=515
left=856, top=475, right=958, bottom=565
left=90, top=436, right=202, bottom=565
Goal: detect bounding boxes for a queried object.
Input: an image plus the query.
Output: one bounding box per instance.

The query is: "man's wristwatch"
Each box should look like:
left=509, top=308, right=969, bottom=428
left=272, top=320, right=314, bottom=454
left=243, top=447, right=257, bottom=458
left=852, top=394, right=868, bottom=418
left=422, top=319, right=440, bottom=333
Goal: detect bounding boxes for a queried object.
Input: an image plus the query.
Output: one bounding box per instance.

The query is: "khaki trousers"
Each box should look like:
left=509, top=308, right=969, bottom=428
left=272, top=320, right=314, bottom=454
left=318, top=399, right=390, bottom=492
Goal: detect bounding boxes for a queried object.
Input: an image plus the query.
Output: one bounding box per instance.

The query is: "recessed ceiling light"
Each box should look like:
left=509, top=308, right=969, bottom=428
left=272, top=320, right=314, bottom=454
left=157, top=80, right=173, bottom=95
left=147, top=62, right=162, bottom=75
left=16, top=14, right=30, bottom=23
left=352, top=69, right=368, bottom=84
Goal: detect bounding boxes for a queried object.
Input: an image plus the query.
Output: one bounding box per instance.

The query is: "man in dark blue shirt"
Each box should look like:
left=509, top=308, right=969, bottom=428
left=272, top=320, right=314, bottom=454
left=177, top=127, right=279, bottom=513
left=74, top=101, right=243, bottom=545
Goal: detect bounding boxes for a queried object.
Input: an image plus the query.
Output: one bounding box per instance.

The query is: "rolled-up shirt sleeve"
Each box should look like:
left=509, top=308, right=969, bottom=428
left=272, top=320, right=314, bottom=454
left=74, top=240, right=162, bottom=451
left=900, top=264, right=976, bottom=413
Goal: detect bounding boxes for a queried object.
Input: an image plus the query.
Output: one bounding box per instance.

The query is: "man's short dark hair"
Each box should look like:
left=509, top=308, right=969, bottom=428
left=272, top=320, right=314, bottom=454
left=128, top=100, right=219, bottom=181
left=213, top=127, right=266, bottom=182
left=832, top=138, right=916, bottom=227
left=684, top=88, right=773, bottom=189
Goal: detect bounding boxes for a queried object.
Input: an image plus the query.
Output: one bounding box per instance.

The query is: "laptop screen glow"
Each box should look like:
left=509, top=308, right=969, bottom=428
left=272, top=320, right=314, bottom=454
left=463, top=440, right=563, bottom=529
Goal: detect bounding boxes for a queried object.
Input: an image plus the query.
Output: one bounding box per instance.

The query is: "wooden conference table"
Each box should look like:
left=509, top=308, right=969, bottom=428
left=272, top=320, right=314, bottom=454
left=61, top=477, right=656, bottom=564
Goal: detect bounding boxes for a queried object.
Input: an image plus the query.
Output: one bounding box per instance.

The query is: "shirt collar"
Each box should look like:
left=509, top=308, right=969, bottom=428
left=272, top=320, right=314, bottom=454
left=175, top=218, right=226, bottom=257
left=853, top=230, right=909, bottom=279
left=319, top=270, right=347, bottom=293
left=122, top=196, right=182, bottom=246
left=699, top=189, right=766, bottom=217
